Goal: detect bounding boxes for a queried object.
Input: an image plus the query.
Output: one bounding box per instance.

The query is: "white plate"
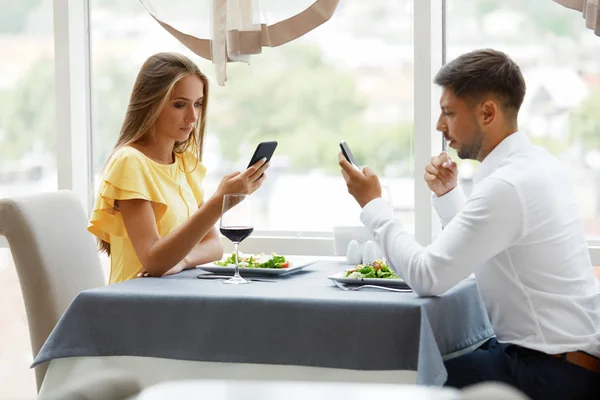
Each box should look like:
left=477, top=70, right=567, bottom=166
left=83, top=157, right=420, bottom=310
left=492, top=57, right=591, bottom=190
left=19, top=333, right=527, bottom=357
left=197, top=258, right=316, bottom=276
left=328, top=272, right=411, bottom=289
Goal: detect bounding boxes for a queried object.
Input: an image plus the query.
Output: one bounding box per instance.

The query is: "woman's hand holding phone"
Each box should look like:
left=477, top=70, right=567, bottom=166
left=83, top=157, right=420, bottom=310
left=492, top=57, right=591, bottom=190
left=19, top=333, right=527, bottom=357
left=215, top=158, right=269, bottom=198
left=211, top=141, right=276, bottom=200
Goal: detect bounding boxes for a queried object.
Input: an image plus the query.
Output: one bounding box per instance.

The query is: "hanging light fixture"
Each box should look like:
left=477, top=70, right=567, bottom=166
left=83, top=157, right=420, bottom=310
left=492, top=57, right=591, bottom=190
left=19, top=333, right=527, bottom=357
left=140, top=0, right=340, bottom=85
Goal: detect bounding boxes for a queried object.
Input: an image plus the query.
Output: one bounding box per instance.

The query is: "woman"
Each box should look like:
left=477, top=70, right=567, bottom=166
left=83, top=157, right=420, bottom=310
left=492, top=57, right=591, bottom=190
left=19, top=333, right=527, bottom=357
left=88, top=52, right=268, bottom=283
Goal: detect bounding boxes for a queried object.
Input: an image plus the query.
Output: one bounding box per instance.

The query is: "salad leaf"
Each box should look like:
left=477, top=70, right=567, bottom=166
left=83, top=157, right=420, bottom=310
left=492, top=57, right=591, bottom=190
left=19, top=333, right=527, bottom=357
left=214, top=254, right=238, bottom=266
left=214, top=253, right=289, bottom=269
left=358, top=266, right=376, bottom=278
left=257, top=255, right=287, bottom=269
left=344, top=259, right=399, bottom=279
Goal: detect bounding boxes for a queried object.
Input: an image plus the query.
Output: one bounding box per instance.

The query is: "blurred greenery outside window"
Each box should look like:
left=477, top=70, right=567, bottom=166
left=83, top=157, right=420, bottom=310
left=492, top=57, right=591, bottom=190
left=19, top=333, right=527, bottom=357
left=1, top=1, right=599, bottom=237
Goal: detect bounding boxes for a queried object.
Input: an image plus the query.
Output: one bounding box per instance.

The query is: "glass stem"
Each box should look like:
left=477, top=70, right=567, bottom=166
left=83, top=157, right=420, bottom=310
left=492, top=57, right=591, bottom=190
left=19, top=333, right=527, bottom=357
left=233, top=242, right=240, bottom=278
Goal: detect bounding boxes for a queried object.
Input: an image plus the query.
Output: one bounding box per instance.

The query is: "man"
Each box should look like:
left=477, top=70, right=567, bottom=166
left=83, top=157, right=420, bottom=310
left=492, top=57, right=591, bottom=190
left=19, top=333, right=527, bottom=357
left=339, top=49, right=600, bottom=399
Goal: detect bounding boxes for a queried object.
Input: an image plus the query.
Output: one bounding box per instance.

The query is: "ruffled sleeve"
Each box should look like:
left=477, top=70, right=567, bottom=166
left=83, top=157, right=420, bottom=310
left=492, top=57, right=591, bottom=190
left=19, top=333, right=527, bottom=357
left=181, top=150, right=207, bottom=206
left=88, top=148, right=168, bottom=242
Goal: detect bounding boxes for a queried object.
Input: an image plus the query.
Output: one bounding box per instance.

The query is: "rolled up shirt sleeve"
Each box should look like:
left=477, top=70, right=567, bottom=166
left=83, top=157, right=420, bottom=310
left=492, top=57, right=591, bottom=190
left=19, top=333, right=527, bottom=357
left=360, top=178, right=523, bottom=296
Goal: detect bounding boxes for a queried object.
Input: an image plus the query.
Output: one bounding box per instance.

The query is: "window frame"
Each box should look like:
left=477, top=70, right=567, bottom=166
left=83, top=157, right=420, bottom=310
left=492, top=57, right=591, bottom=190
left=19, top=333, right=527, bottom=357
left=3, top=0, right=598, bottom=265
left=54, top=0, right=94, bottom=210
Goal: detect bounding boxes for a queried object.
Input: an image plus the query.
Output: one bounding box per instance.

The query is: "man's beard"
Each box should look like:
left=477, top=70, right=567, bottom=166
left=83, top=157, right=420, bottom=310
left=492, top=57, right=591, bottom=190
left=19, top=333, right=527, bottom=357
left=457, top=128, right=484, bottom=160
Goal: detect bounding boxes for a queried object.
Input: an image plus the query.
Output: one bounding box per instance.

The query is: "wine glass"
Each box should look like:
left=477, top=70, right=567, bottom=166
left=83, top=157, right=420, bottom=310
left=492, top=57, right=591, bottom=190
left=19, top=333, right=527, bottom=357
left=220, top=194, right=254, bottom=284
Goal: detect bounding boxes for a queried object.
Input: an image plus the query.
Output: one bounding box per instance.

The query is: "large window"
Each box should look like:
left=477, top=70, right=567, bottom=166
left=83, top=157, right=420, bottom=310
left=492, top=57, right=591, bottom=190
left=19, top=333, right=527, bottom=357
left=1, top=1, right=599, bottom=398
left=0, top=1, right=56, bottom=398
left=90, top=0, right=416, bottom=234
left=0, top=2, right=56, bottom=199
left=448, top=0, right=600, bottom=241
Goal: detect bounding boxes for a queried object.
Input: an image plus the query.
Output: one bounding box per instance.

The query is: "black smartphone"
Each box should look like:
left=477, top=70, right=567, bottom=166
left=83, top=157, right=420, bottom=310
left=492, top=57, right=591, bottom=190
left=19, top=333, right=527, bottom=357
left=248, top=141, right=278, bottom=168
left=339, top=140, right=359, bottom=167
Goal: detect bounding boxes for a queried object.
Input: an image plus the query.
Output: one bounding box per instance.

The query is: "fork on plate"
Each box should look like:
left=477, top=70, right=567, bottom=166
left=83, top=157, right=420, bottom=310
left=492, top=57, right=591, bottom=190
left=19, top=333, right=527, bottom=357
left=331, top=279, right=412, bottom=293
left=197, top=274, right=276, bottom=283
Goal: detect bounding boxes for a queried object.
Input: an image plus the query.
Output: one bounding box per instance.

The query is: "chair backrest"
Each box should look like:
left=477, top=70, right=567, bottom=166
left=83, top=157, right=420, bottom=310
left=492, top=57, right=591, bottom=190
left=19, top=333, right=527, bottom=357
left=39, top=369, right=141, bottom=400
left=459, top=382, right=530, bottom=400
left=0, top=190, right=105, bottom=392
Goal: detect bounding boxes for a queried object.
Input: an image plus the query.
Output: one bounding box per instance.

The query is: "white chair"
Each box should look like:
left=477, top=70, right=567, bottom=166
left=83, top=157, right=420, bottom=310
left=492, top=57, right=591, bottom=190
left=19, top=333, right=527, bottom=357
left=38, top=370, right=141, bottom=400
left=459, top=382, right=530, bottom=399
left=134, top=379, right=530, bottom=400
left=0, top=190, right=106, bottom=392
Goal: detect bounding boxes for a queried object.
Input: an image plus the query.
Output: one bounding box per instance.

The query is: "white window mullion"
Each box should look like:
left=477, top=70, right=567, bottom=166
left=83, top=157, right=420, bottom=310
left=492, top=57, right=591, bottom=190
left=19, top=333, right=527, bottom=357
left=414, top=0, right=443, bottom=246
left=53, top=0, right=93, bottom=212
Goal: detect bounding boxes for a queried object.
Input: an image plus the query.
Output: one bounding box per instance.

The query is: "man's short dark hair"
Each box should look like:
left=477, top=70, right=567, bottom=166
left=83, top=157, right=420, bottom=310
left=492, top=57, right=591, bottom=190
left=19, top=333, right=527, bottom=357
left=434, top=49, right=526, bottom=119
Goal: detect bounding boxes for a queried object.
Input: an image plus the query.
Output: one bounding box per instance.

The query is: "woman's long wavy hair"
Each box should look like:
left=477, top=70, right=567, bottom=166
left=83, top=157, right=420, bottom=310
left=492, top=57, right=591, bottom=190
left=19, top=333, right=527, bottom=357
left=97, top=52, right=209, bottom=255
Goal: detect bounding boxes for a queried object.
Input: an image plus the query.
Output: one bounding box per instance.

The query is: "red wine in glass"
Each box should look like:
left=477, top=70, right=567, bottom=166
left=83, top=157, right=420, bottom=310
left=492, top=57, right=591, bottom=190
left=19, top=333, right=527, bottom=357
left=220, top=226, right=254, bottom=243
left=220, top=194, right=254, bottom=284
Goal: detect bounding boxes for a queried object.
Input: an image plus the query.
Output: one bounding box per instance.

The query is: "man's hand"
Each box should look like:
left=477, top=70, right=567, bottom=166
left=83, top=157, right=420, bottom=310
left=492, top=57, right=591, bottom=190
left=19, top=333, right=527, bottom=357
left=338, top=153, right=382, bottom=208
left=424, top=152, right=458, bottom=197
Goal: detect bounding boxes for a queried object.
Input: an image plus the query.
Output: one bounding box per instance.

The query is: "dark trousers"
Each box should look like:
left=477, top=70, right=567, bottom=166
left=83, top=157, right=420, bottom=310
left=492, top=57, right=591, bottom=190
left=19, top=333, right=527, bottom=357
left=444, top=338, right=600, bottom=400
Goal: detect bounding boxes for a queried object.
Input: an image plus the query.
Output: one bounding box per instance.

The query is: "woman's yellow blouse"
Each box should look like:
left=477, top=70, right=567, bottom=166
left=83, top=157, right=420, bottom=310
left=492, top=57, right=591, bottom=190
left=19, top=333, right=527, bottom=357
left=88, top=146, right=206, bottom=284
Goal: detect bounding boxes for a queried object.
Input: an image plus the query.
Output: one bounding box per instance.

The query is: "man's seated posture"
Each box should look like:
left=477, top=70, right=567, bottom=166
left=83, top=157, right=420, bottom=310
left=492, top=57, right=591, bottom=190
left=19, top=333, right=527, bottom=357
left=339, top=49, right=600, bottom=400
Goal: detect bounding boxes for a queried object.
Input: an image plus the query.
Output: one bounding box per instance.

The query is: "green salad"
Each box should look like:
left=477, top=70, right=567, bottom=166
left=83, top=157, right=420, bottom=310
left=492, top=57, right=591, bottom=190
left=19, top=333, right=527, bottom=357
left=344, top=259, right=399, bottom=279
left=214, top=253, right=290, bottom=269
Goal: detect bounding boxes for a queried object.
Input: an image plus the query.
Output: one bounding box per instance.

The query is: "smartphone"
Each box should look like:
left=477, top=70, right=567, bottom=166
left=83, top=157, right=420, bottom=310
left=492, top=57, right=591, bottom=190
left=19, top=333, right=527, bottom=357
left=248, top=141, right=278, bottom=168
left=339, top=140, right=359, bottom=167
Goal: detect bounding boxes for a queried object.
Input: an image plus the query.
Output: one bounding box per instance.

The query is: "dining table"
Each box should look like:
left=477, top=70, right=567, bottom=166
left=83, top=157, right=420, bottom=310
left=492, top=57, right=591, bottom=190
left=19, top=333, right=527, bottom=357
left=34, top=257, right=494, bottom=395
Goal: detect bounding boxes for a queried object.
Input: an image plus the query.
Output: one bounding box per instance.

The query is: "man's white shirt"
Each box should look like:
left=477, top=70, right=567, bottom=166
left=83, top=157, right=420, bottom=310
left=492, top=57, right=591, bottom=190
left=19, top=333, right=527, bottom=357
left=360, top=131, right=600, bottom=356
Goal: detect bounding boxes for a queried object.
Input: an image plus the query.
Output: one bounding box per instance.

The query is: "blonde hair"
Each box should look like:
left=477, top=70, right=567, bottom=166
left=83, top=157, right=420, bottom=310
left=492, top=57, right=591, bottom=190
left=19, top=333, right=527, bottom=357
left=98, top=52, right=210, bottom=255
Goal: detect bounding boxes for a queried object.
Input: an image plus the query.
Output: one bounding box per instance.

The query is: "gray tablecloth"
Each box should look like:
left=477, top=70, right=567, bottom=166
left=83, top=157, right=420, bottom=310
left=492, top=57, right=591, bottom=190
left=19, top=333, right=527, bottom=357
left=34, top=260, right=494, bottom=386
